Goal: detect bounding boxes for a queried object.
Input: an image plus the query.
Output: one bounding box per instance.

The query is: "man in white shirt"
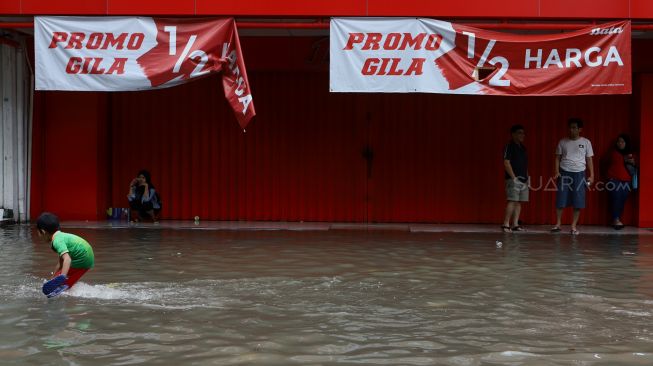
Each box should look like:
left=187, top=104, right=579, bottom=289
left=551, top=118, right=594, bottom=235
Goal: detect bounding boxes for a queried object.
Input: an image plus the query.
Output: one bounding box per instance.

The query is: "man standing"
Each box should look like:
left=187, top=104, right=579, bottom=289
left=502, top=124, right=528, bottom=232
left=552, top=118, right=594, bottom=235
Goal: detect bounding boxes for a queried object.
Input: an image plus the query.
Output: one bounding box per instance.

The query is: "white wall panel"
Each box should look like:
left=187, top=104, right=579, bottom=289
left=0, top=41, right=32, bottom=222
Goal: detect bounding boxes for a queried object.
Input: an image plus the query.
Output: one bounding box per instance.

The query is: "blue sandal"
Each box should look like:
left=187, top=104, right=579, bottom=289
left=42, top=274, right=68, bottom=297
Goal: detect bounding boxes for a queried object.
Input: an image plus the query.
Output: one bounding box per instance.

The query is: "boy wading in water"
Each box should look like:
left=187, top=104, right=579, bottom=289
left=37, top=212, right=95, bottom=297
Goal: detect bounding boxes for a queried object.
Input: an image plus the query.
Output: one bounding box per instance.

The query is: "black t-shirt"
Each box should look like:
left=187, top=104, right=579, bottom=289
left=503, top=141, right=528, bottom=182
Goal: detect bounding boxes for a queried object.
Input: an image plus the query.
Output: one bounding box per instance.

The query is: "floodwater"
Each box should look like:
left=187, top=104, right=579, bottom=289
left=1, top=225, right=653, bottom=365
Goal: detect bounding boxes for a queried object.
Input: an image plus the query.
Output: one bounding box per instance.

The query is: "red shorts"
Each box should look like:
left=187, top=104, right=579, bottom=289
left=54, top=268, right=90, bottom=288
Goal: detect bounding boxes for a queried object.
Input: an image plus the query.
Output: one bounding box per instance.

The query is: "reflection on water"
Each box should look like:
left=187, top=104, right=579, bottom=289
left=1, top=225, right=653, bottom=365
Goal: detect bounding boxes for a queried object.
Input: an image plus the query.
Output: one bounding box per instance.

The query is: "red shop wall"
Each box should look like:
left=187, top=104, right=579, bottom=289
left=367, top=93, right=636, bottom=225
left=109, top=73, right=369, bottom=222
left=31, top=91, right=110, bottom=220
left=108, top=70, right=636, bottom=225
left=29, top=37, right=642, bottom=225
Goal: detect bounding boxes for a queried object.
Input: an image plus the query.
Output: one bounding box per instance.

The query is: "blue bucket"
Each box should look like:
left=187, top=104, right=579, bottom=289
left=110, top=208, right=122, bottom=219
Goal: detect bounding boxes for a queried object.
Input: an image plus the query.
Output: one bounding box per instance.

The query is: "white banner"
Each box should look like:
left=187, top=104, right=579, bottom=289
left=330, top=18, right=466, bottom=93
left=330, top=17, right=631, bottom=95
left=35, top=16, right=159, bottom=91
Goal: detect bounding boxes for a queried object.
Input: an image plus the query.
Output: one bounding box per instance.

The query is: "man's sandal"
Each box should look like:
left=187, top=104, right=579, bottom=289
left=501, top=226, right=512, bottom=233
left=550, top=227, right=562, bottom=233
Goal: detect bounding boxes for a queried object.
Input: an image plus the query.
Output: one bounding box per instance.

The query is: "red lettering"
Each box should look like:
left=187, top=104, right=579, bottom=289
left=399, top=33, right=426, bottom=50
left=361, top=58, right=424, bottom=76
left=127, top=33, right=144, bottom=50
left=377, top=58, right=391, bottom=75
left=102, top=33, right=127, bottom=50
left=66, top=32, right=85, bottom=49
left=425, top=34, right=442, bottom=51
left=383, top=33, right=401, bottom=50
left=344, top=33, right=364, bottom=50
left=362, top=33, right=382, bottom=50
left=49, top=32, right=68, bottom=48
left=107, top=58, right=127, bottom=74
left=86, top=33, right=104, bottom=50
left=387, top=58, right=404, bottom=75
left=80, top=57, right=93, bottom=74
left=345, top=33, right=442, bottom=51
left=362, top=58, right=379, bottom=75
left=49, top=32, right=145, bottom=50
left=405, top=58, right=425, bottom=75
left=65, top=57, right=82, bottom=74
left=89, top=58, right=106, bottom=74
left=64, top=57, right=126, bottom=75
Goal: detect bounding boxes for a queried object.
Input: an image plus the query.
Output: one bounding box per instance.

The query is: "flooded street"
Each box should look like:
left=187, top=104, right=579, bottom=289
left=1, top=225, right=652, bottom=365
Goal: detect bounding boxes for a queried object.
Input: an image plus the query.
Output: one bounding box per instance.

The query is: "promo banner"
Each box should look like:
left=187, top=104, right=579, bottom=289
left=330, top=18, right=631, bottom=95
left=35, top=16, right=255, bottom=129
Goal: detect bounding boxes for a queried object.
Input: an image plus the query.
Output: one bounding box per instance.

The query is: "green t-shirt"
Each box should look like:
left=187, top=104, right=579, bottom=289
left=51, top=231, right=95, bottom=269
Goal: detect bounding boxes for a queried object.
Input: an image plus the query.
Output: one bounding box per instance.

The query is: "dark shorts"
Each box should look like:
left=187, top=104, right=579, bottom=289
left=556, top=169, right=587, bottom=209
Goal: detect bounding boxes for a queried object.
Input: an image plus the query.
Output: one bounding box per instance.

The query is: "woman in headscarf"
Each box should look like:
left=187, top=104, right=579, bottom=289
left=606, top=134, right=636, bottom=230
left=127, top=169, right=161, bottom=222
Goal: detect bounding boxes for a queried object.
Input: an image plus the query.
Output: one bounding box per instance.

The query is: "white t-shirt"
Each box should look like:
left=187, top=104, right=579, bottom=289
left=556, top=137, right=594, bottom=172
